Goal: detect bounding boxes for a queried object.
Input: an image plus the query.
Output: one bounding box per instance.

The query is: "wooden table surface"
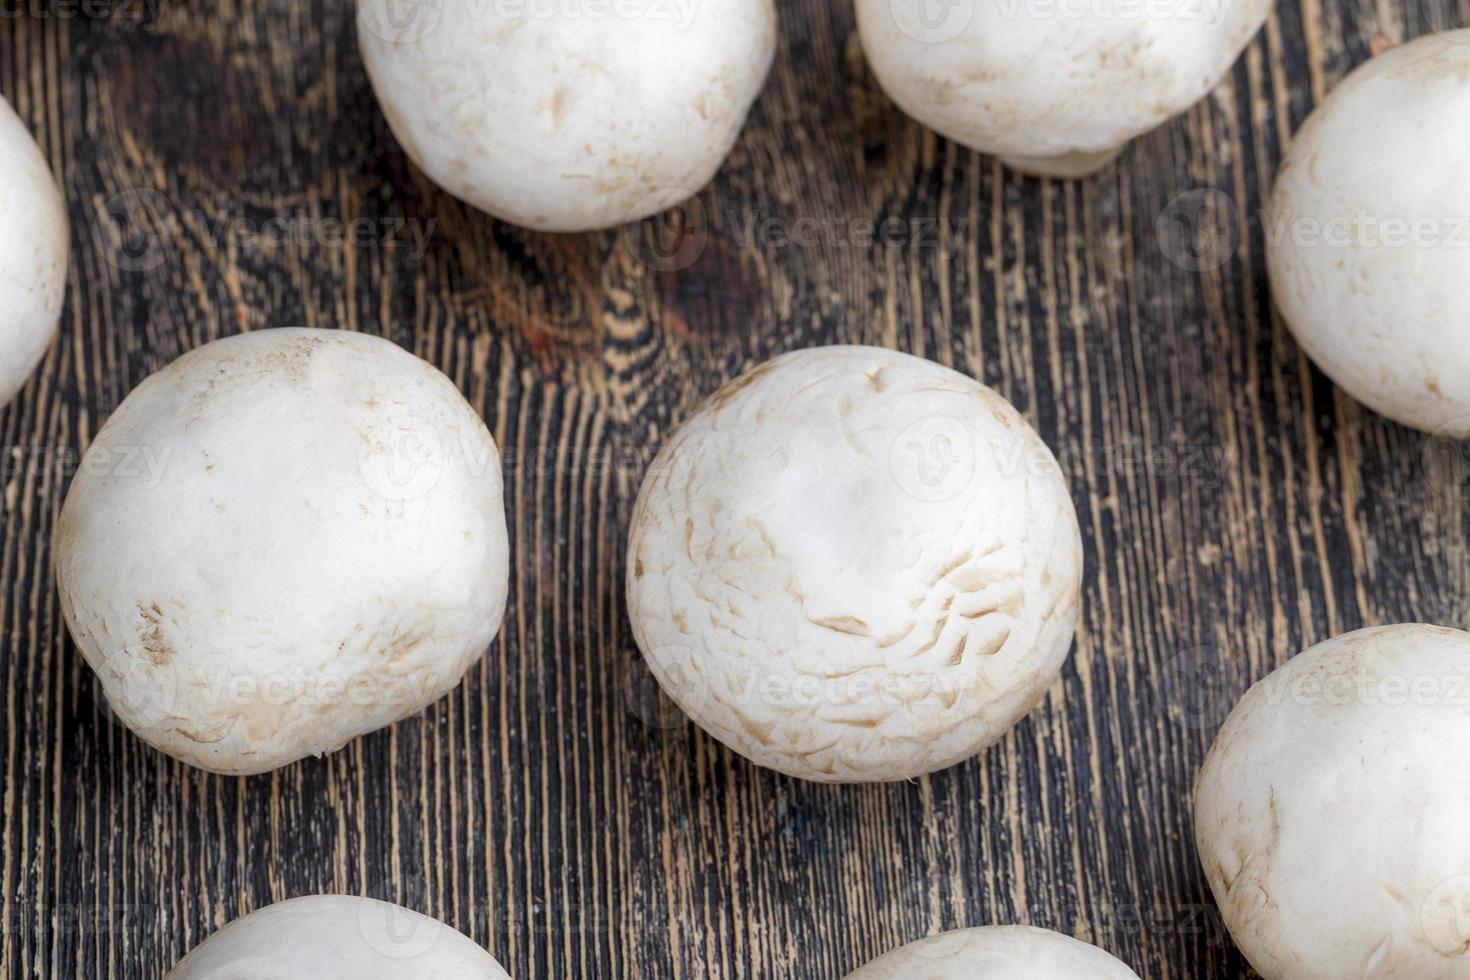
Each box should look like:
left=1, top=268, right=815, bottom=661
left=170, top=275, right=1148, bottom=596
left=3, top=1, right=1468, bottom=977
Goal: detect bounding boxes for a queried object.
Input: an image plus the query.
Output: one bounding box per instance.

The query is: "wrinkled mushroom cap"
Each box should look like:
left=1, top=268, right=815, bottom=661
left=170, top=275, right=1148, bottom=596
left=627, top=347, right=1082, bottom=782
left=166, top=895, right=512, bottom=979
left=855, top=0, right=1272, bottom=176
left=843, top=925, right=1141, bottom=979
left=1195, top=624, right=1470, bottom=978
left=357, top=0, right=776, bottom=232
left=0, top=95, right=68, bottom=410
left=1267, top=32, right=1470, bottom=435
left=56, top=329, right=510, bottom=774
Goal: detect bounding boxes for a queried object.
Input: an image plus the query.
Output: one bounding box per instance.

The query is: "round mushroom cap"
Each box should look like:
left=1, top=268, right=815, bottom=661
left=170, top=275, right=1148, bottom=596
left=357, top=0, right=776, bottom=232
left=1267, top=32, right=1470, bottom=435
left=56, top=328, right=510, bottom=775
left=1195, top=624, right=1470, bottom=979
left=165, top=895, right=512, bottom=979
left=854, top=0, right=1272, bottom=175
left=627, top=347, right=1083, bottom=783
left=844, top=926, right=1141, bottom=979
left=0, top=95, right=68, bottom=410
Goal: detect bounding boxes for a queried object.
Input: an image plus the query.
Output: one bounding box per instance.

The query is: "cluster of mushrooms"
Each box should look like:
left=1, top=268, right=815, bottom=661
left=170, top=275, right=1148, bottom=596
left=1, top=0, right=1467, bottom=976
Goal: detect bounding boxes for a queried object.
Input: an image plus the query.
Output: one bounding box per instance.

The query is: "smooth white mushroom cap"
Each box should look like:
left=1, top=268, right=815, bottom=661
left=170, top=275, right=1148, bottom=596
left=1195, top=624, right=1470, bottom=979
left=166, top=895, right=512, bottom=979
left=627, top=347, right=1082, bottom=783
left=357, top=0, right=776, bottom=232
left=0, top=95, right=68, bottom=410
left=1267, top=32, right=1470, bottom=435
left=56, top=329, right=509, bottom=775
left=843, top=926, right=1141, bottom=979
left=855, top=0, right=1272, bottom=177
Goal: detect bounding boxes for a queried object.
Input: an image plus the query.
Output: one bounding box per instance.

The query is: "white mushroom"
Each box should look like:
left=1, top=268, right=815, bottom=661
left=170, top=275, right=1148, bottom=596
left=0, top=94, right=68, bottom=410
left=56, top=328, right=510, bottom=775
left=357, top=0, right=776, bottom=232
left=166, top=895, right=512, bottom=979
left=1266, top=31, right=1470, bottom=435
left=626, top=347, right=1082, bottom=783
left=844, top=926, right=1142, bottom=979
left=854, top=0, right=1273, bottom=177
left=1195, top=624, right=1470, bottom=978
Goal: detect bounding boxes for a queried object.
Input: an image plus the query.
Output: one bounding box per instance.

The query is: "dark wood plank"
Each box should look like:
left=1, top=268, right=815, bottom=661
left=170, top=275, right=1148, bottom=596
left=2, top=1, right=1466, bottom=977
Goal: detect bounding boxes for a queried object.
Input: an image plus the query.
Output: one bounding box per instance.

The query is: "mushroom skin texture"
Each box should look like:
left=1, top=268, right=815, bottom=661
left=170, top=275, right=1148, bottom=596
left=1195, top=624, right=1470, bottom=979
left=1266, top=32, right=1470, bottom=435
left=854, top=0, right=1272, bottom=178
left=166, top=895, right=512, bottom=979
left=357, top=0, right=776, bottom=233
left=0, top=95, right=68, bottom=410
left=844, top=926, right=1142, bottom=979
left=56, top=329, right=509, bottom=775
left=627, top=347, right=1082, bottom=783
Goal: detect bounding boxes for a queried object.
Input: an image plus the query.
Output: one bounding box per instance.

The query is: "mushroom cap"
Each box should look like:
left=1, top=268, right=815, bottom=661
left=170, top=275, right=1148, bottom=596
left=357, top=0, right=776, bottom=232
left=1267, top=32, right=1470, bottom=435
left=165, top=895, right=511, bottom=979
left=854, top=0, right=1272, bottom=169
left=843, top=925, right=1141, bottom=979
left=1195, top=624, right=1470, bottom=979
left=627, top=347, right=1082, bottom=782
left=56, top=328, right=509, bottom=775
left=0, top=95, right=68, bottom=410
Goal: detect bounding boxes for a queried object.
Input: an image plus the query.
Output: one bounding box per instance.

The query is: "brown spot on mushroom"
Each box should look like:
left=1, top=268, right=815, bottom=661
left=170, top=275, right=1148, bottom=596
left=137, top=602, right=172, bottom=666
left=811, top=616, right=870, bottom=637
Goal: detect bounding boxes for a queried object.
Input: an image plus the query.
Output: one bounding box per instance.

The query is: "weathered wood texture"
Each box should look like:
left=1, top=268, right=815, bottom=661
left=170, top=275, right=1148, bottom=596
left=2, top=1, right=1468, bottom=977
